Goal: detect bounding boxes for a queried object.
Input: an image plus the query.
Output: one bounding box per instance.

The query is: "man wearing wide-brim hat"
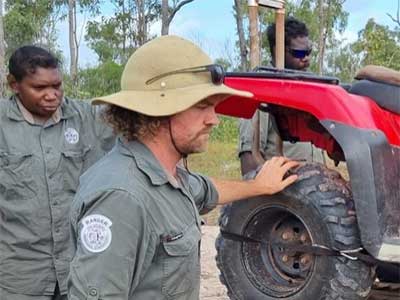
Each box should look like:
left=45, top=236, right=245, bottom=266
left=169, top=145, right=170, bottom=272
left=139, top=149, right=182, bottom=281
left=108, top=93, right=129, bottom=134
left=68, top=35, right=298, bottom=300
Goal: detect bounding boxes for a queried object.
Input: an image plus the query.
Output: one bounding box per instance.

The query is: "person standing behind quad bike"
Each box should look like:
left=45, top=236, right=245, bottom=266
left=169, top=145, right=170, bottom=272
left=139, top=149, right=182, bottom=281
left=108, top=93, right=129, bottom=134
left=0, top=46, right=115, bottom=300
left=239, top=17, right=325, bottom=175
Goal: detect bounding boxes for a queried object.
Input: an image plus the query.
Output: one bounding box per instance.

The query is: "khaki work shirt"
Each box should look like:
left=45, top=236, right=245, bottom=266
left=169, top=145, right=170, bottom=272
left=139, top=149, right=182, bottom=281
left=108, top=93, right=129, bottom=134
left=69, top=139, right=219, bottom=300
left=0, top=97, right=114, bottom=295
left=239, top=110, right=325, bottom=162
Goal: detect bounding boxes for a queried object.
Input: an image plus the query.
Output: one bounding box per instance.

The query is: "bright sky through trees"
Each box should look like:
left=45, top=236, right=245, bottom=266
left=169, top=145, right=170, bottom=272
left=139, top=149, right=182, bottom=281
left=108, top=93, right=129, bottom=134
left=57, top=0, right=399, bottom=66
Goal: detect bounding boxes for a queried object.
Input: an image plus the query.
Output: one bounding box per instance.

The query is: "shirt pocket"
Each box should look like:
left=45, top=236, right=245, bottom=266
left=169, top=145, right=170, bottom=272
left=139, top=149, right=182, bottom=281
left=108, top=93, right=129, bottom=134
left=59, top=146, right=91, bottom=193
left=0, top=151, right=37, bottom=200
left=161, top=223, right=201, bottom=298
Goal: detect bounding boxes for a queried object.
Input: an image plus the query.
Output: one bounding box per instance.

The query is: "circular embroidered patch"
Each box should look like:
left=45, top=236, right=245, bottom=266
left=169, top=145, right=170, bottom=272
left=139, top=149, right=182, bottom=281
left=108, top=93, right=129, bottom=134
left=64, top=127, right=79, bottom=144
left=80, top=214, right=112, bottom=253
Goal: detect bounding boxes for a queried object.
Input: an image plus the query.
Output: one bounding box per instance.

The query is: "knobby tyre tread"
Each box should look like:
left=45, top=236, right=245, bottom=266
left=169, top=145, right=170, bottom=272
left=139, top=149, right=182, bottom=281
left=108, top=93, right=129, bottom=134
left=216, top=163, right=375, bottom=300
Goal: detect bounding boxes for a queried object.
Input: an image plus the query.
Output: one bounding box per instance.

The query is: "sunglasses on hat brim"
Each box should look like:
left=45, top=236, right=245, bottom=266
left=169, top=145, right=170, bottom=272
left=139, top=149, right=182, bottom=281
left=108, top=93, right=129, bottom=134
left=146, top=64, right=225, bottom=85
left=288, top=48, right=312, bottom=59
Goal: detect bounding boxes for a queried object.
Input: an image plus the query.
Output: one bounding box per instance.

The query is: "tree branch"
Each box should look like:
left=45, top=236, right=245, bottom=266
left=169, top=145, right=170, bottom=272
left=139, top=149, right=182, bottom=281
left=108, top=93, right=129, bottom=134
left=387, top=13, right=400, bottom=26
left=387, top=0, right=400, bottom=26
left=167, top=0, right=194, bottom=25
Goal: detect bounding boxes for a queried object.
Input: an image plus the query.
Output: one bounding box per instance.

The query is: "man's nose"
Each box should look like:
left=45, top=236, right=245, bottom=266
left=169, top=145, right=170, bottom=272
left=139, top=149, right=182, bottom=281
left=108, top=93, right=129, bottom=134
left=206, top=109, right=220, bottom=126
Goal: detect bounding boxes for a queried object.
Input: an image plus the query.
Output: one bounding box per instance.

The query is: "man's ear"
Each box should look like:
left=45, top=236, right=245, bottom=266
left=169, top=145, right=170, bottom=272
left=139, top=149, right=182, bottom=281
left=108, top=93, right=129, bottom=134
left=7, top=74, right=19, bottom=94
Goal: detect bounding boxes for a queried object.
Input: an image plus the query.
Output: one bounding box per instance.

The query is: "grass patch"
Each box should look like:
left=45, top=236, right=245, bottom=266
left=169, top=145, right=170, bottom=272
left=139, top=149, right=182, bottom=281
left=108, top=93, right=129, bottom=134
left=210, top=116, right=239, bottom=144
left=188, top=141, right=240, bottom=179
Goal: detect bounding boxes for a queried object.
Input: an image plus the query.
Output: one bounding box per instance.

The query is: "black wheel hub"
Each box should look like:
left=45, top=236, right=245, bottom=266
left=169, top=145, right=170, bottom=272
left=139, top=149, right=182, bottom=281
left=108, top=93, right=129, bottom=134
left=270, top=218, right=313, bottom=280
left=241, top=205, right=315, bottom=297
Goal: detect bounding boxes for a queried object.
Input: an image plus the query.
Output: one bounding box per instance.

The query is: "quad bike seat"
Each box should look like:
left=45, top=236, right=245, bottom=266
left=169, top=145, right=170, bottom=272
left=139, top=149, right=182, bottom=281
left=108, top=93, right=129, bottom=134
left=349, top=65, right=400, bottom=115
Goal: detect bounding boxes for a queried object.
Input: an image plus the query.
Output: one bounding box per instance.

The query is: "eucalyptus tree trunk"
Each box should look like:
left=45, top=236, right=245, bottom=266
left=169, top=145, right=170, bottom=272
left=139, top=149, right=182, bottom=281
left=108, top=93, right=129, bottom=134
left=0, top=0, right=6, bottom=97
left=136, top=0, right=147, bottom=46
left=68, top=0, right=79, bottom=86
left=161, top=0, right=169, bottom=35
left=249, top=4, right=260, bottom=69
left=234, top=0, right=247, bottom=71
left=317, top=0, right=332, bottom=75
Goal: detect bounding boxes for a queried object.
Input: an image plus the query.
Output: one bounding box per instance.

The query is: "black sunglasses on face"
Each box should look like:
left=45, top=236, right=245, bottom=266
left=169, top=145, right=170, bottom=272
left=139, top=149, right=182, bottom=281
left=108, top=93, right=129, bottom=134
left=287, top=48, right=312, bottom=59
left=146, top=64, right=225, bottom=85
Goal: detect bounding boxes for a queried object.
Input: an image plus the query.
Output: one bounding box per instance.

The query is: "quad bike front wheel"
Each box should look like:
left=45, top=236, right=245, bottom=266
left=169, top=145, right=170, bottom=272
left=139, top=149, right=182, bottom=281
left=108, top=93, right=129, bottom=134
left=216, top=163, right=375, bottom=300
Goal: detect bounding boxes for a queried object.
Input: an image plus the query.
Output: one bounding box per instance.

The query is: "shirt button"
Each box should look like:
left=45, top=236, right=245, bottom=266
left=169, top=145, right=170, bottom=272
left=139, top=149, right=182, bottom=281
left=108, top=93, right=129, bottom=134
left=89, top=287, right=98, bottom=296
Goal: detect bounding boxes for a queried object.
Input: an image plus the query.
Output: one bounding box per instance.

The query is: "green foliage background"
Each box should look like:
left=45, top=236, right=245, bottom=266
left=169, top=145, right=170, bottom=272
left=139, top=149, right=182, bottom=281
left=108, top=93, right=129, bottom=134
left=4, top=0, right=400, bottom=142
left=210, top=116, right=239, bottom=144
left=63, top=60, right=124, bottom=99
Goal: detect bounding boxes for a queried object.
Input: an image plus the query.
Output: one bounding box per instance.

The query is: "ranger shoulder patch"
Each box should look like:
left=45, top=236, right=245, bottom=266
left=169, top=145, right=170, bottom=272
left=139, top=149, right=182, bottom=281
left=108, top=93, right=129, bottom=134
left=80, top=214, right=112, bottom=253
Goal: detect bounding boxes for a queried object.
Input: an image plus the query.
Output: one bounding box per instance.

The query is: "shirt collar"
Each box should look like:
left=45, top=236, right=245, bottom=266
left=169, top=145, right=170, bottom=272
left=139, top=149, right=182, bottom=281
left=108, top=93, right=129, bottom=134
left=16, top=97, right=61, bottom=125
left=6, top=95, right=77, bottom=124
left=117, top=138, right=189, bottom=188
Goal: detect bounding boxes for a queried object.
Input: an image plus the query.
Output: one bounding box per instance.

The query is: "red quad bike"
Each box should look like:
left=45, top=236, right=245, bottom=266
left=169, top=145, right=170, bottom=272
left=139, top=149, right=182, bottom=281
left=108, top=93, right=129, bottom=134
left=215, top=66, right=400, bottom=300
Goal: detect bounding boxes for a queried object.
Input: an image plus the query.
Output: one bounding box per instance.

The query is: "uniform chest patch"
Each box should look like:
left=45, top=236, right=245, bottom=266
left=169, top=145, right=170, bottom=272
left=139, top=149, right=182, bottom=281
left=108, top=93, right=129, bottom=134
left=80, top=214, right=112, bottom=253
left=65, top=127, right=79, bottom=144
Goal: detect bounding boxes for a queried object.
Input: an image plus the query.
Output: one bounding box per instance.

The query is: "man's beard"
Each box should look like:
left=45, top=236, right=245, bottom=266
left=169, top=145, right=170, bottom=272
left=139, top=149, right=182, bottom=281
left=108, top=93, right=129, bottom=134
left=177, top=129, right=212, bottom=155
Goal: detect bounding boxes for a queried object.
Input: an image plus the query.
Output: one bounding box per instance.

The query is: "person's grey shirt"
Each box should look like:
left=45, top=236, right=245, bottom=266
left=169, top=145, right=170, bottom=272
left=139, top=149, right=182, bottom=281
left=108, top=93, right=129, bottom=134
left=0, top=96, right=114, bottom=295
left=69, top=139, right=219, bottom=300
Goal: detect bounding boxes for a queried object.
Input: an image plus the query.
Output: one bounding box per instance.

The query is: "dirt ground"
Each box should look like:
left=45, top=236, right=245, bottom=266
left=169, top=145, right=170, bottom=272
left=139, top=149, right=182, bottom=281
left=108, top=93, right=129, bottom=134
left=200, top=225, right=229, bottom=300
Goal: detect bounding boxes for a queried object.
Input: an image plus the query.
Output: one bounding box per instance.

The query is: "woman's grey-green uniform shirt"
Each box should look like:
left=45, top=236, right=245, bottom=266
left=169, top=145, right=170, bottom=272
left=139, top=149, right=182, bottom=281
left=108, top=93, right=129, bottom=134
left=68, top=139, right=219, bottom=300
left=0, top=97, right=114, bottom=295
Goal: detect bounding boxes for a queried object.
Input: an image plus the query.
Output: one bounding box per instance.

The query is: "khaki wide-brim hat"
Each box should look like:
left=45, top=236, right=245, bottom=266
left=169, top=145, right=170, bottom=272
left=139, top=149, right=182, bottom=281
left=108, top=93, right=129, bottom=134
left=92, top=35, right=253, bottom=116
